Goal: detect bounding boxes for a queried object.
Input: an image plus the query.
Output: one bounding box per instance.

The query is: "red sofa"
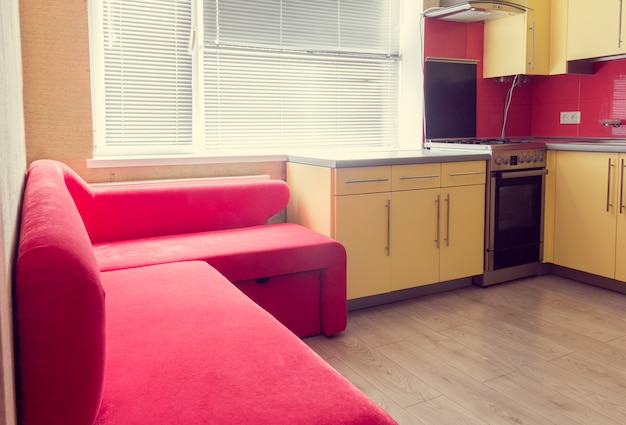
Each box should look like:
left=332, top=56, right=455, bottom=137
left=15, top=160, right=398, bottom=425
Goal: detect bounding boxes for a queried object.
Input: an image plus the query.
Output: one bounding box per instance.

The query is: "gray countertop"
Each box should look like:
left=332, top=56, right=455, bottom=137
left=286, top=139, right=626, bottom=168
left=287, top=149, right=490, bottom=168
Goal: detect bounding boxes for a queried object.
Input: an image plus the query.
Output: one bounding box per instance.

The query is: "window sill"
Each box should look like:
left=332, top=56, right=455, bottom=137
left=86, top=154, right=289, bottom=168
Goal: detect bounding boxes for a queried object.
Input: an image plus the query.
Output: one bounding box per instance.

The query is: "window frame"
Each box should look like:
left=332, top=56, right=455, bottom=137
left=87, top=0, right=423, bottom=162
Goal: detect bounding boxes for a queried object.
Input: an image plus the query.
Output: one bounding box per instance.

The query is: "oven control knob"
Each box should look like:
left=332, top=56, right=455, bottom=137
left=519, top=156, right=525, bottom=163
left=495, top=156, right=502, bottom=165
left=532, top=154, right=538, bottom=162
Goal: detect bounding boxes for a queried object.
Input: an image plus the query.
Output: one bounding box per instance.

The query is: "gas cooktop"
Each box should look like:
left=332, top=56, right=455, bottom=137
left=429, top=138, right=512, bottom=145
left=424, top=138, right=545, bottom=151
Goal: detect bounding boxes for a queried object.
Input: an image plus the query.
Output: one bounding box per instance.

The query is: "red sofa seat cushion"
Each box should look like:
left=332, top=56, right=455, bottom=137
left=94, top=223, right=348, bottom=336
left=94, top=223, right=345, bottom=280
left=15, top=161, right=106, bottom=425
left=96, top=261, right=396, bottom=425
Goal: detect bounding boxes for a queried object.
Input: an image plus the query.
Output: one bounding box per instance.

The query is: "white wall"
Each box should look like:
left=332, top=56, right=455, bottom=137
left=398, top=0, right=425, bottom=149
left=0, top=0, right=28, bottom=422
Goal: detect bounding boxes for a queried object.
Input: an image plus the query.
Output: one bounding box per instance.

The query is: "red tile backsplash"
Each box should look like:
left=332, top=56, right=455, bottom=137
left=532, top=61, right=626, bottom=138
left=424, top=19, right=626, bottom=140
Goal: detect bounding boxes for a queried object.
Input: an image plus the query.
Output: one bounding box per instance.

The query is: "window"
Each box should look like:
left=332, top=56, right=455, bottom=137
left=89, top=0, right=409, bottom=157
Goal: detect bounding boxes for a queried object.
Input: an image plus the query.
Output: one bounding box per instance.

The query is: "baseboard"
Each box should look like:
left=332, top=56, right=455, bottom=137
left=347, top=277, right=473, bottom=311
left=549, top=264, right=626, bottom=295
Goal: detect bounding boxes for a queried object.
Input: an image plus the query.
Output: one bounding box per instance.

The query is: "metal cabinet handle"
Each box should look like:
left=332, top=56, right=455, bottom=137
left=344, top=178, right=389, bottom=184
left=399, top=174, right=439, bottom=180
left=529, top=21, right=535, bottom=69
left=385, top=199, right=391, bottom=256
left=445, top=193, right=451, bottom=247
left=448, top=171, right=484, bottom=177
left=617, top=0, right=624, bottom=48
left=435, top=195, right=440, bottom=248
left=607, top=158, right=615, bottom=212
left=619, top=158, right=625, bottom=214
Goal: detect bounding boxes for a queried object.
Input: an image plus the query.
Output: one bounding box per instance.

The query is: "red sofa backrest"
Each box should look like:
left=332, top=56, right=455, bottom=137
left=34, top=161, right=291, bottom=244
left=15, top=160, right=106, bottom=425
left=84, top=177, right=291, bottom=243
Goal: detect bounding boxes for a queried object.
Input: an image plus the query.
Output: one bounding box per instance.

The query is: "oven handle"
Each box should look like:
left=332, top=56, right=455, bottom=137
left=497, top=169, right=548, bottom=179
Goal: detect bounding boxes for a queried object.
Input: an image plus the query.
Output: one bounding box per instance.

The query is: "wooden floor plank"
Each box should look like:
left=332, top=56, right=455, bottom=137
left=303, top=274, right=626, bottom=424
left=323, top=356, right=422, bottom=425
left=312, top=331, right=442, bottom=408
left=406, top=395, right=487, bottom=425
left=484, top=373, right=621, bottom=425
left=551, top=350, right=626, bottom=393
left=378, top=340, right=556, bottom=424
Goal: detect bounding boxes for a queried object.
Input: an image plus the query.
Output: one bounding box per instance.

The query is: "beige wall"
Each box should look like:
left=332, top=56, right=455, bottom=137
left=1, top=0, right=28, bottom=423
left=20, top=0, right=285, bottom=184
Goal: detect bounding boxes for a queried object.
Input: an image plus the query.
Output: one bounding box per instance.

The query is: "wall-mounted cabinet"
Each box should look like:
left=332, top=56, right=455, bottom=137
left=483, top=0, right=551, bottom=78
left=567, top=0, right=626, bottom=61
left=287, top=160, right=486, bottom=300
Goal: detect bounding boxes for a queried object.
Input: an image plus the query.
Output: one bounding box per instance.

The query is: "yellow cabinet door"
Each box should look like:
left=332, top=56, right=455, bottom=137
left=334, top=192, right=392, bottom=299
left=614, top=157, right=626, bottom=281
left=390, top=188, right=441, bottom=290
left=553, top=151, right=618, bottom=278
left=549, top=0, right=568, bottom=74
left=483, top=0, right=551, bottom=78
left=439, top=184, right=485, bottom=282
left=567, top=0, right=626, bottom=60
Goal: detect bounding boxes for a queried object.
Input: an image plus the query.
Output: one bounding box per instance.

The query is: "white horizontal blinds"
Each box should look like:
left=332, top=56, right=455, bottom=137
left=203, top=0, right=400, bottom=152
left=100, top=0, right=193, bottom=153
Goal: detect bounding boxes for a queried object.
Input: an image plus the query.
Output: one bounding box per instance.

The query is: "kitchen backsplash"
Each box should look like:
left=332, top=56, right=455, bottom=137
left=425, top=18, right=626, bottom=140
left=532, top=60, right=626, bottom=139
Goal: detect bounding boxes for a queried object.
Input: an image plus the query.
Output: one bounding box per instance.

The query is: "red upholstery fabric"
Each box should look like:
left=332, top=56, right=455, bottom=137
left=93, top=223, right=347, bottom=336
left=97, top=261, right=397, bottom=425
left=29, top=159, right=347, bottom=336
left=15, top=162, right=106, bottom=425
left=94, top=223, right=342, bottom=278
left=79, top=177, right=290, bottom=244
left=234, top=270, right=321, bottom=337
left=14, top=160, right=384, bottom=425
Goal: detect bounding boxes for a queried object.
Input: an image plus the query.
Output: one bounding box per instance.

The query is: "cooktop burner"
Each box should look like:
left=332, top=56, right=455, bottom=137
left=424, top=138, right=545, bottom=151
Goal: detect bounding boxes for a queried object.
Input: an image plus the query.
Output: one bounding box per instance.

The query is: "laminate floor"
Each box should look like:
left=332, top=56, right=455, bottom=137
left=304, top=274, right=626, bottom=424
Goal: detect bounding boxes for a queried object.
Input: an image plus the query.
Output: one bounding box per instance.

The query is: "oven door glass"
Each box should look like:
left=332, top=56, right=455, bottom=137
left=492, top=170, right=544, bottom=270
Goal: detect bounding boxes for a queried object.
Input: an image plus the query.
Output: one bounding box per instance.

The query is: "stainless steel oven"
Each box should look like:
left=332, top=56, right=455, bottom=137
left=482, top=166, right=547, bottom=285
left=425, top=139, right=547, bottom=286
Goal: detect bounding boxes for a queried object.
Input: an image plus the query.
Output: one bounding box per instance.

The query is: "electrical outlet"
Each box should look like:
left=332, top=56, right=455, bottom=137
left=560, top=111, right=581, bottom=124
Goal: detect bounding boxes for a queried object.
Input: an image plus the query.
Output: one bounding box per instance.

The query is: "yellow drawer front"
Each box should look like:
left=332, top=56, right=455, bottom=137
left=333, top=166, right=391, bottom=195
left=441, top=161, right=486, bottom=187
left=391, top=163, right=441, bottom=191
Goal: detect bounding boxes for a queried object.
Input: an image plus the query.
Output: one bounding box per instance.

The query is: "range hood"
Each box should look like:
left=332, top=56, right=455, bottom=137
left=424, top=0, right=530, bottom=23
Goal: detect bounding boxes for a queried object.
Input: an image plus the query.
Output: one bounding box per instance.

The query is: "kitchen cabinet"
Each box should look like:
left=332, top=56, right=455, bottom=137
left=391, top=162, right=485, bottom=290
left=567, top=0, right=626, bottom=61
left=551, top=151, right=626, bottom=281
left=333, top=166, right=393, bottom=298
left=483, top=0, right=551, bottom=77
left=287, top=160, right=486, bottom=299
